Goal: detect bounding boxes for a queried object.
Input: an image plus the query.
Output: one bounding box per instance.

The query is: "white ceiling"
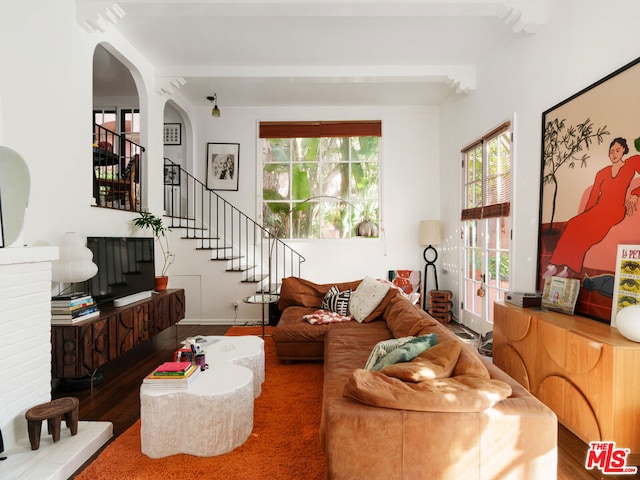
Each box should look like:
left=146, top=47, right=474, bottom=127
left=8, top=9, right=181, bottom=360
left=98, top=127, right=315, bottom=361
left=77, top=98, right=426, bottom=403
left=85, top=0, right=548, bottom=107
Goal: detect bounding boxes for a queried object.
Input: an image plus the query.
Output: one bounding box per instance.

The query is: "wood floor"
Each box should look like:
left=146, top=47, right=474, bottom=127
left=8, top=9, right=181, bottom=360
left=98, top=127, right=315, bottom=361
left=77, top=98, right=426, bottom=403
left=53, top=324, right=633, bottom=479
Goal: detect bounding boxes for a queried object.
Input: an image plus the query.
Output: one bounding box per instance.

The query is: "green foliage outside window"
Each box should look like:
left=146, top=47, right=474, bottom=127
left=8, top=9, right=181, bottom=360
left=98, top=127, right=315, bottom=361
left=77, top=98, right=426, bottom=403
left=262, top=136, right=379, bottom=239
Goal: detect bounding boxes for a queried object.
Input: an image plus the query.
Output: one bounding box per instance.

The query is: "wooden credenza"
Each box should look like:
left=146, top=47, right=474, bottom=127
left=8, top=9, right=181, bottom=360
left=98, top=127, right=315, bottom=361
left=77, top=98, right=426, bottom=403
left=493, top=301, right=640, bottom=455
left=51, top=289, right=185, bottom=379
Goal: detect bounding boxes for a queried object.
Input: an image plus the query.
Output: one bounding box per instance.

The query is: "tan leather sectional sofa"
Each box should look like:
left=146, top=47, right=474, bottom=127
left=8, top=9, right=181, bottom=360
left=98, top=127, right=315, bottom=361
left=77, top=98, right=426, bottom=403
left=273, top=277, right=558, bottom=480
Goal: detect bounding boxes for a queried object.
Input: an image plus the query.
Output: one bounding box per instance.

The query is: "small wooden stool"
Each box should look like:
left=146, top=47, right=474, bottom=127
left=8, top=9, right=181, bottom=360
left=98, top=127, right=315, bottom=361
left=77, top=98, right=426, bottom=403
left=25, top=397, right=79, bottom=450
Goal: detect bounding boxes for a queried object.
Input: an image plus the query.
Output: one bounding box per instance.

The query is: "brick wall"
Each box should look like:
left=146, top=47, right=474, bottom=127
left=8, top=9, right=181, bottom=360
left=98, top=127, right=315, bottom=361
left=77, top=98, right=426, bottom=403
left=0, top=247, right=57, bottom=449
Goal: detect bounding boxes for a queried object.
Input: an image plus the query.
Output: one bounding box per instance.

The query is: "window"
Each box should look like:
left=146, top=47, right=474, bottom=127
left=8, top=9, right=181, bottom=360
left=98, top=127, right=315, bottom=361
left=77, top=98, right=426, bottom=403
left=460, top=122, right=511, bottom=329
left=260, top=121, right=381, bottom=239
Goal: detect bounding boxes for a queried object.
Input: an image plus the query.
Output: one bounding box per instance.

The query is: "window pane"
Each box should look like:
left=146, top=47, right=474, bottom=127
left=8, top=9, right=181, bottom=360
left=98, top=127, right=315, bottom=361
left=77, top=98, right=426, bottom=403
left=263, top=164, right=290, bottom=200
left=351, top=136, right=379, bottom=162
left=350, top=162, right=379, bottom=200
left=263, top=138, right=291, bottom=163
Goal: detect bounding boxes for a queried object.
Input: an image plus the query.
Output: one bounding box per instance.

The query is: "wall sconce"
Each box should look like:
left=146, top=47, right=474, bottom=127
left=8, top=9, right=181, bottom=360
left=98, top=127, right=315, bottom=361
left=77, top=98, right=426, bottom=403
left=207, top=94, right=221, bottom=117
left=419, top=220, right=442, bottom=311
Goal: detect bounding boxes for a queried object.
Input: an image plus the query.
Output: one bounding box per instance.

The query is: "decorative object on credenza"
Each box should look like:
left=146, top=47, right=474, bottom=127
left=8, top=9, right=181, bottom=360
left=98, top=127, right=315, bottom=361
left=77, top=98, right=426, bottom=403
left=613, top=305, right=640, bottom=342
left=419, top=220, right=442, bottom=311
left=207, top=94, right=221, bottom=117
left=428, top=289, right=453, bottom=324
left=163, top=123, right=182, bottom=145
left=51, top=233, right=98, bottom=294
left=537, top=56, right=640, bottom=323
left=0, top=146, right=30, bottom=248
left=206, top=142, right=239, bottom=191
left=540, top=276, right=580, bottom=315
left=610, top=244, right=640, bottom=327
left=132, top=211, right=175, bottom=290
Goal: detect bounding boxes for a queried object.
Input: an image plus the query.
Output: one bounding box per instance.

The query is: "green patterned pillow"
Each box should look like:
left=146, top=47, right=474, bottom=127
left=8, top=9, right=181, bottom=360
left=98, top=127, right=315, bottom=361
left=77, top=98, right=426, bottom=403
left=364, top=336, right=414, bottom=370
left=370, top=334, right=438, bottom=371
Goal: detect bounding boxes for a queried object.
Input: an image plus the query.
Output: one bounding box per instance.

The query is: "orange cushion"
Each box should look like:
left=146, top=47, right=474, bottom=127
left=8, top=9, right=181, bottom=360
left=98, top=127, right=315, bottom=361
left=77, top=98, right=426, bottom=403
left=343, top=369, right=512, bottom=413
left=379, top=339, right=461, bottom=382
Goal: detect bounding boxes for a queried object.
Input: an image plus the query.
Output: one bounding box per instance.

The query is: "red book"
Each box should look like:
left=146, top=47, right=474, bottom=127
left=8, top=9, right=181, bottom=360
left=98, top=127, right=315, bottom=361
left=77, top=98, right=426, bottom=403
left=155, top=361, right=192, bottom=373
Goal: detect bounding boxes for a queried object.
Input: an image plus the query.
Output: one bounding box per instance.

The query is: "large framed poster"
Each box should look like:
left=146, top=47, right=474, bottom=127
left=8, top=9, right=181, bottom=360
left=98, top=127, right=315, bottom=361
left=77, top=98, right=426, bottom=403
left=537, top=56, right=640, bottom=323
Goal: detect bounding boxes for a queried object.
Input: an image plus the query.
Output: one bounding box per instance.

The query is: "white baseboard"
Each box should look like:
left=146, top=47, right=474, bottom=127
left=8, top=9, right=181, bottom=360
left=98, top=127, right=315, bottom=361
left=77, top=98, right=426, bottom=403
left=178, top=318, right=262, bottom=326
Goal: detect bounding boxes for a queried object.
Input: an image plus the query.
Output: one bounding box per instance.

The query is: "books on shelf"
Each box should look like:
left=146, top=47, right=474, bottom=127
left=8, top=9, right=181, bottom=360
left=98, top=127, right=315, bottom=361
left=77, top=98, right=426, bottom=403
left=143, top=363, right=201, bottom=389
left=50, top=293, right=100, bottom=324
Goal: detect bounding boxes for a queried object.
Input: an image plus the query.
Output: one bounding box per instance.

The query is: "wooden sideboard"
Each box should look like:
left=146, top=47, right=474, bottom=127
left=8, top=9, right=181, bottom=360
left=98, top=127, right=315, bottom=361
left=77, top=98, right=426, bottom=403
left=493, top=301, right=640, bottom=456
left=51, top=289, right=185, bottom=379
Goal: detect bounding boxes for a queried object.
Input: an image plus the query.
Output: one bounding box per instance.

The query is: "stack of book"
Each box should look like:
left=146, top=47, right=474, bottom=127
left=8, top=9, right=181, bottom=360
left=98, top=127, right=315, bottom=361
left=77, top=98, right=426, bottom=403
left=51, top=293, right=100, bottom=324
left=142, top=361, right=201, bottom=389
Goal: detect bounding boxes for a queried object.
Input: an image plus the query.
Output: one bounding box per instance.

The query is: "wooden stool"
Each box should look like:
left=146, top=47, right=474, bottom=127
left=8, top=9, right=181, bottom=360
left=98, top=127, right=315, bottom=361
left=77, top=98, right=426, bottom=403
left=25, top=397, right=79, bottom=450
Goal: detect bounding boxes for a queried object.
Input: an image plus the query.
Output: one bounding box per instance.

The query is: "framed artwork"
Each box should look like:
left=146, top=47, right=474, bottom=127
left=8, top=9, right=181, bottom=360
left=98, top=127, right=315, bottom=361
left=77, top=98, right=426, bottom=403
left=610, top=244, right=640, bottom=326
left=540, top=276, right=580, bottom=315
left=537, top=56, right=640, bottom=322
left=164, top=164, right=180, bottom=186
left=163, top=123, right=181, bottom=145
left=206, top=143, right=239, bottom=191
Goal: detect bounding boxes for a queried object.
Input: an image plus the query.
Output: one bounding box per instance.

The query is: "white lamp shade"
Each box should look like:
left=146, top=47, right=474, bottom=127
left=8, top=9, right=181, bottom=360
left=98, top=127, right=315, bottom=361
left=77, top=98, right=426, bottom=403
left=419, top=220, right=442, bottom=246
left=51, top=233, right=98, bottom=283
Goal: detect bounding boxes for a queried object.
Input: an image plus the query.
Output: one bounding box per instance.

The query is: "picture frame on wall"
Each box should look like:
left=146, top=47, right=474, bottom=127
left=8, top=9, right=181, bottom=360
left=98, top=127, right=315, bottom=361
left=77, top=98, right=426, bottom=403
left=164, top=164, right=180, bottom=186
left=610, top=244, right=640, bottom=327
left=537, top=56, right=640, bottom=323
left=163, top=123, right=181, bottom=145
left=206, top=143, right=240, bottom=191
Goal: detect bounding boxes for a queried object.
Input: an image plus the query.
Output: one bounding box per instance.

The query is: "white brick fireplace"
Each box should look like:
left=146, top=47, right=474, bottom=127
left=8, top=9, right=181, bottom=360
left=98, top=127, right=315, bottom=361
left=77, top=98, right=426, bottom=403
left=0, top=247, right=112, bottom=480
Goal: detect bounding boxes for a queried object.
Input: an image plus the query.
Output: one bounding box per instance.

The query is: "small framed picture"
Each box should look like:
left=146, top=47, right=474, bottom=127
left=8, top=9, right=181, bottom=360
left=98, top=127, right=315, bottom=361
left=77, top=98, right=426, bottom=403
left=610, top=244, right=640, bottom=326
left=541, top=276, right=580, bottom=315
left=206, top=143, right=240, bottom=191
left=163, top=123, right=181, bottom=145
left=164, top=164, right=180, bottom=186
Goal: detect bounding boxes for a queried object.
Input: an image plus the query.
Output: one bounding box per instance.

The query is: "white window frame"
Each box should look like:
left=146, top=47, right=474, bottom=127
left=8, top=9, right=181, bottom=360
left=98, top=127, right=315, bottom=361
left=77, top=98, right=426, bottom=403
left=459, top=121, right=512, bottom=334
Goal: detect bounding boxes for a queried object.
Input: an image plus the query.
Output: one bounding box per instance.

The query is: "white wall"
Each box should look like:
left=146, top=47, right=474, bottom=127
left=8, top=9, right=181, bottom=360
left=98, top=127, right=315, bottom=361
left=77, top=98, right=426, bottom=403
left=439, top=0, right=640, bottom=329
left=0, top=1, right=167, bottom=249
left=171, top=104, right=439, bottom=321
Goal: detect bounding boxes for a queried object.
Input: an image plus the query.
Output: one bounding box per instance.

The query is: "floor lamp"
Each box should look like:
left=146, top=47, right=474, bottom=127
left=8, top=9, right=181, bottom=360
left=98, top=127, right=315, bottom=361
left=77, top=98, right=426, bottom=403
left=419, top=220, right=442, bottom=311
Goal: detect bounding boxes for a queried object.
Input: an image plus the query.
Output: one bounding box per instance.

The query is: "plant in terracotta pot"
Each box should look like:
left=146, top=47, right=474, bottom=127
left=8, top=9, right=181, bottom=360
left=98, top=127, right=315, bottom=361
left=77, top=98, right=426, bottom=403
left=133, top=211, right=175, bottom=291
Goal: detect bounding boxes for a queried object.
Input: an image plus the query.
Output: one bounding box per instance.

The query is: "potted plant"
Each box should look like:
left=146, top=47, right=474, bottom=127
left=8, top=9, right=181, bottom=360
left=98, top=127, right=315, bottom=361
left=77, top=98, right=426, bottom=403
left=133, top=211, right=175, bottom=291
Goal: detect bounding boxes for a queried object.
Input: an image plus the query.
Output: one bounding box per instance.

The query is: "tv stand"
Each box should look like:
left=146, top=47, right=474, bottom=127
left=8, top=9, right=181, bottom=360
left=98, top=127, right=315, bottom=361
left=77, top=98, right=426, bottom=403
left=114, top=289, right=153, bottom=307
left=51, top=288, right=185, bottom=380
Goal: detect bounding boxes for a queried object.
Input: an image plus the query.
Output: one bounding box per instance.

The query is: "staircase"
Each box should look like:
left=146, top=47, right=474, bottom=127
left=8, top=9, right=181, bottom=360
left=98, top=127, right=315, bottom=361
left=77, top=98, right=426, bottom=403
left=163, top=158, right=305, bottom=294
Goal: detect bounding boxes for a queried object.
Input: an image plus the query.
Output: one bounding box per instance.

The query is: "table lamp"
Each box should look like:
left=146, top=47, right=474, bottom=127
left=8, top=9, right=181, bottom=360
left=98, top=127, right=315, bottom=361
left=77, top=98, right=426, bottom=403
left=419, top=220, right=442, bottom=311
left=51, top=233, right=98, bottom=294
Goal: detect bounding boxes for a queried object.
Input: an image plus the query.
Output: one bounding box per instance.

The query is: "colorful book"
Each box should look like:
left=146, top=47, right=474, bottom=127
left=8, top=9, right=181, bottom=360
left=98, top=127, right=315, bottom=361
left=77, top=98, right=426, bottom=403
left=51, top=305, right=99, bottom=319
left=51, top=310, right=100, bottom=324
left=154, top=361, right=192, bottom=373
left=152, top=364, right=198, bottom=377
left=142, top=365, right=201, bottom=389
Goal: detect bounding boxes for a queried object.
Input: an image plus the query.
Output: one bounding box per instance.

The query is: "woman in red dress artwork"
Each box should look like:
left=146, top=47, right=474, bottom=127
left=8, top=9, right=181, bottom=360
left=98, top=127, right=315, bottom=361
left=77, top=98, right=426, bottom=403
left=544, top=137, right=640, bottom=277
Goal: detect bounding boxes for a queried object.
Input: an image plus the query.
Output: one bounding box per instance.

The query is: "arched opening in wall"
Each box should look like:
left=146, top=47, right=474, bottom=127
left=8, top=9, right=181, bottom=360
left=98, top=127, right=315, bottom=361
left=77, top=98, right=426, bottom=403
left=92, top=43, right=144, bottom=212
left=163, top=101, right=190, bottom=218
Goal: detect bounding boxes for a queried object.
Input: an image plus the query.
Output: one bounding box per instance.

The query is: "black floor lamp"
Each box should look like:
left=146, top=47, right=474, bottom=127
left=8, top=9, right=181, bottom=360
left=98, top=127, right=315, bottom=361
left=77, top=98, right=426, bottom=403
left=419, top=220, right=442, bottom=311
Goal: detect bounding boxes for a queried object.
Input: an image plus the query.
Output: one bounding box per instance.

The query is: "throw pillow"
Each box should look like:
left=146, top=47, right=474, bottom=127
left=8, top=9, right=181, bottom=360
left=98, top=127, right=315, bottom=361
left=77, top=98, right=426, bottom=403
left=380, top=339, right=461, bottom=382
left=349, top=276, right=391, bottom=323
left=320, top=285, right=351, bottom=316
left=370, top=334, right=438, bottom=371
left=364, top=336, right=414, bottom=370
left=304, top=309, right=353, bottom=325
left=343, top=369, right=513, bottom=413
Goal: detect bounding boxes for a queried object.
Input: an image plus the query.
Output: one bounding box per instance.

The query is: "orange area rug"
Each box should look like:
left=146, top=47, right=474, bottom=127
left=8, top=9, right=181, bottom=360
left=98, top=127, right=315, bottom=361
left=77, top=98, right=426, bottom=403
left=76, top=326, right=326, bottom=480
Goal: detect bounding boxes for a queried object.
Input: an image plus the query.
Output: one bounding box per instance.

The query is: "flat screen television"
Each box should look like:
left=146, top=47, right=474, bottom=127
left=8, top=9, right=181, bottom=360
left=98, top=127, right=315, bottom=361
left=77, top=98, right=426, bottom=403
left=85, top=236, right=156, bottom=306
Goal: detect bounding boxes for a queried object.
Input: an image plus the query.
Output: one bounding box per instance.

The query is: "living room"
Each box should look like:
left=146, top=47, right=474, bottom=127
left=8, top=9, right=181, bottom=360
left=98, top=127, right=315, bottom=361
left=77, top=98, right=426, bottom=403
left=1, top=0, right=640, bottom=478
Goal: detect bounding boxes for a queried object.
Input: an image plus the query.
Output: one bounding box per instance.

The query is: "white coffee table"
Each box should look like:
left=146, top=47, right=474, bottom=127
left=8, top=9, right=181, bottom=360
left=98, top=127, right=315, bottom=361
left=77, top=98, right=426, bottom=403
left=200, top=335, right=265, bottom=397
left=140, top=335, right=265, bottom=458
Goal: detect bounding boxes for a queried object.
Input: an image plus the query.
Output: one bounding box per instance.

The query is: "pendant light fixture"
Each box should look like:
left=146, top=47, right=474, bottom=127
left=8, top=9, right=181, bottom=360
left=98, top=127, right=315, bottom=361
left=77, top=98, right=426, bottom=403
left=207, top=94, right=220, bottom=117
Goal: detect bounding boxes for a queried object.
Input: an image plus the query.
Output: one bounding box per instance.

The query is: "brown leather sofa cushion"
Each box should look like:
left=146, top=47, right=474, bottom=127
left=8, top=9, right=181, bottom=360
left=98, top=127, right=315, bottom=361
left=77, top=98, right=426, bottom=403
left=379, top=339, right=462, bottom=381
left=343, top=369, right=512, bottom=413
